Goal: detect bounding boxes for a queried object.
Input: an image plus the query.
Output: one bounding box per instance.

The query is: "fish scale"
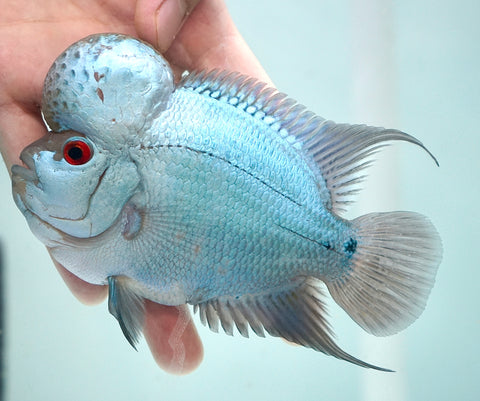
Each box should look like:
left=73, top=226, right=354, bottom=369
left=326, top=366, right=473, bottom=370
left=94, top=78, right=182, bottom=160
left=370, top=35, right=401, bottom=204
left=11, top=33, right=442, bottom=371
left=163, top=86, right=321, bottom=207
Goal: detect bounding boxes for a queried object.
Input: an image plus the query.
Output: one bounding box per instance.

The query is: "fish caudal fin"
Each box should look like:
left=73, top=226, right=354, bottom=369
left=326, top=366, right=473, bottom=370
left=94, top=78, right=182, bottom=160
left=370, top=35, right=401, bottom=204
left=327, top=212, right=442, bottom=336
left=108, top=276, right=145, bottom=349
left=195, top=279, right=392, bottom=371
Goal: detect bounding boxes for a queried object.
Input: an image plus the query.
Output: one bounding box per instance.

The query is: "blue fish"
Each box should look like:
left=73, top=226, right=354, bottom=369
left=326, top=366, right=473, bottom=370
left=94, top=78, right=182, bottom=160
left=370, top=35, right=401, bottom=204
left=11, top=34, right=442, bottom=371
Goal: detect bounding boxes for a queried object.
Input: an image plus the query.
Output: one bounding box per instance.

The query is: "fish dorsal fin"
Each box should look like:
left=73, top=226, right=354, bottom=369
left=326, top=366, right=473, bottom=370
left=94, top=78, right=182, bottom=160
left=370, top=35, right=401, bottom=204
left=194, top=278, right=391, bottom=371
left=180, top=70, right=438, bottom=214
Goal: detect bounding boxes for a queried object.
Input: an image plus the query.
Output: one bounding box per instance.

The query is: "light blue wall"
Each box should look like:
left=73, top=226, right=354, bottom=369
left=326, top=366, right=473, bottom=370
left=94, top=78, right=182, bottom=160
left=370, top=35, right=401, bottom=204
left=0, top=1, right=478, bottom=400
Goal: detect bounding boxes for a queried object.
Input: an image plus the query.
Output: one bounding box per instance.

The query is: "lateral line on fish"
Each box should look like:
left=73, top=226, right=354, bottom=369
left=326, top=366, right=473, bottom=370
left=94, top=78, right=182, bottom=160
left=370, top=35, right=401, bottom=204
left=147, top=143, right=304, bottom=208
left=275, top=223, right=342, bottom=256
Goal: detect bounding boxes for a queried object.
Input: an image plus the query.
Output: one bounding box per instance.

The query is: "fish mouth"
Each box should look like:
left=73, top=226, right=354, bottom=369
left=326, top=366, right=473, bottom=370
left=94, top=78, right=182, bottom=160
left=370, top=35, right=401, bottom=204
left=11, top=149, right=38, bottom=182
left=11, top=151, right=39, bottom=214
left=11, top=164, right=37, bottom=182
left=20, top=148, right=35, bottom=169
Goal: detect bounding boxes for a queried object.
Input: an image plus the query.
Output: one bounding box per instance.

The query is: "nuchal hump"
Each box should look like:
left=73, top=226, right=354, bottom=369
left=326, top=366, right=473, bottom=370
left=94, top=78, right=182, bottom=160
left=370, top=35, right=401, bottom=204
left=42, top=34, right=175, bottom=145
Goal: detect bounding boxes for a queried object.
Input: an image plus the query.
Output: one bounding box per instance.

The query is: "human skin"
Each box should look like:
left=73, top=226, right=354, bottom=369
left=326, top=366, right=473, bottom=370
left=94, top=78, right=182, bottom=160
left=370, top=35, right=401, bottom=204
left=0, top=0, right=271, bottom=374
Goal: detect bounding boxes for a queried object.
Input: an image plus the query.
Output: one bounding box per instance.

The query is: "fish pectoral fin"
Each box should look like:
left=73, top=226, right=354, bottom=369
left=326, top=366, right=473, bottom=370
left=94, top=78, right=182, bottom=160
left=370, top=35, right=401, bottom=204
left=107, top=276, right=145, bottom=350
left=194, top=279, right=391, bottom=371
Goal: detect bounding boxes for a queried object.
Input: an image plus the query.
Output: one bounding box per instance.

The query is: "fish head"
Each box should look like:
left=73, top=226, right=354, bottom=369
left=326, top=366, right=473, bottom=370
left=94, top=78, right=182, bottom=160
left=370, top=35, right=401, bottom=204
left=42, top=33, right=174, bottom=146
left=12, top=130, right=141, bottom=240
left=10, top=33, right=173, bottom=242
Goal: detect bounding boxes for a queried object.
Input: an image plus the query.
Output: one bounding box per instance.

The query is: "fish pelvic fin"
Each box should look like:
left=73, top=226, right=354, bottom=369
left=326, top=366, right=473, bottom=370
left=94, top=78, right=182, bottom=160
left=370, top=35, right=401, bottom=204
left=108, top=276, right=145, bottom=350
left=326, top=212, right=442, bottom=336
left=194, top=279, right=392, bottom=371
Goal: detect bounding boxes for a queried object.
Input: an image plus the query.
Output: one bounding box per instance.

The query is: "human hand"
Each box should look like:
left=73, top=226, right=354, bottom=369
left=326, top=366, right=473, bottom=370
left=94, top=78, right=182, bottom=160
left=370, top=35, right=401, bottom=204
left=0, top=0, right=270, bottom=374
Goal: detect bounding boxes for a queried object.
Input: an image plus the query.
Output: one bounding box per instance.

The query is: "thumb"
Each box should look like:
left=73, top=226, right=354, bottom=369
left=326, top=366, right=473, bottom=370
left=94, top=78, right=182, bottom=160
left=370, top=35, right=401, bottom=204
left=135, top=0, right=201, bottom=52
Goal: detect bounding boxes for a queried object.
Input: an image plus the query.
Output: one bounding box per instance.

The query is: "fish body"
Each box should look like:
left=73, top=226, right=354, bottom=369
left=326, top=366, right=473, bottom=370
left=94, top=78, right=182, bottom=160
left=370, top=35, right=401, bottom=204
left=11, top=34, right=442, bottom=370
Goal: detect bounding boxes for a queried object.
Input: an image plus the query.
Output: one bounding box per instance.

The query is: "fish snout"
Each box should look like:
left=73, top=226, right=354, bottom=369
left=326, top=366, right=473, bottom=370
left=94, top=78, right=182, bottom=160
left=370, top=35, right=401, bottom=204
left=18, top=146, right=38, bottom=171
left=11, top=144, right=40, bottom=183
left=11, top=146, right=40, bottom=214
left=11, top=163, right=37, bottom=183
left=11, top=164, right=34, bottom=214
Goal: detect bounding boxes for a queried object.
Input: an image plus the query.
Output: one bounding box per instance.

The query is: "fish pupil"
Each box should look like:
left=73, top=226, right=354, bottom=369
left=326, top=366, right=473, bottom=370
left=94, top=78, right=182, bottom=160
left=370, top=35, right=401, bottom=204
left=68, top=146, right=83, bottom=160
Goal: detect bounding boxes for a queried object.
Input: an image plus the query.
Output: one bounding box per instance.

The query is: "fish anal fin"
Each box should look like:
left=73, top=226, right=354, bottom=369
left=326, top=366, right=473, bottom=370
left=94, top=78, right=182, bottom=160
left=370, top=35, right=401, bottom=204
left=108, top=276, right=145, bottom=350
left=195, top=278, right=391, bottom=371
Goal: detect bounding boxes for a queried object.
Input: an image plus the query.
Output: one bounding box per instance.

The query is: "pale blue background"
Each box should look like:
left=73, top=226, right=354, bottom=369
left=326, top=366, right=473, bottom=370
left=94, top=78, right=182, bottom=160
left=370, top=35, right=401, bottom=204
left=0, top=1, right=478, bottom=400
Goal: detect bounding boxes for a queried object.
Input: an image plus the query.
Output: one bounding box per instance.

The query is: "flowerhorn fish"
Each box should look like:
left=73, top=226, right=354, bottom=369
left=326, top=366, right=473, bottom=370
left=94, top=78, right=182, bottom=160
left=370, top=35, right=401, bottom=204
left=11, top=33, right=442, bottom=371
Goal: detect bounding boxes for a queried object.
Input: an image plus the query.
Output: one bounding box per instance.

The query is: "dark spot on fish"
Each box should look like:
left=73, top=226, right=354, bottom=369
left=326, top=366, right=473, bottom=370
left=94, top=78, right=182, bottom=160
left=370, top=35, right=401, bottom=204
left=96, top=88, right=104, bottom=102
left=71, top=70, right=76, bottom=78
left=74, top=51, right=80, bottom=59
left=102, top=45, right=113, bottom=50
left=62, top=101, right=68, bottom=110
left=60, top=63, right=67, bottom=69
left=322, top=241, right=331, bottom=250
left=193, top=245, right=201, bottom=255
left=94, top=72, right=105, bottom=82
left=344, top=238, right=357, bottom=257
left=175, top=232, right=186, bottom=241
left=92, top=44, right=113, bottom=58
left=111, top=118, right=116, bottom=122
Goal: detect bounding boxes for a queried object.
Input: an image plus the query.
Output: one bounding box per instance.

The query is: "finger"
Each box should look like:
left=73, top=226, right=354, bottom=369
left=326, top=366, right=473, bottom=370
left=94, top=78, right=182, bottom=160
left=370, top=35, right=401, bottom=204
left=51, top=256, right=108, bottom=306
left=135, top=0, right=201, bottom=53
left=166, top=0, right=272, bottom=84
left=144, top=301, right=203, bottom=375
left=0, top=102, right=46, bottom=171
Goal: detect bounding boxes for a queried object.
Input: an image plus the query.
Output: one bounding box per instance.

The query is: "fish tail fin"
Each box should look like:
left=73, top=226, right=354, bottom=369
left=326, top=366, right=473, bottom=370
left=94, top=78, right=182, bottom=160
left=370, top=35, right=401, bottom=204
left=326, top=212, right=442, bottom=336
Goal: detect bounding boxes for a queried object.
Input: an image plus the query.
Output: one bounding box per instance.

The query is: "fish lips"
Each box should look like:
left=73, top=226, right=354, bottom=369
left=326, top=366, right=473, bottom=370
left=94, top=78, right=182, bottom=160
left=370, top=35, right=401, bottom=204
left=11, top=164, right=37, bottom=183
left=11, top=151, right=39, bottom=212
left=12, top=148, right=39, bottom=183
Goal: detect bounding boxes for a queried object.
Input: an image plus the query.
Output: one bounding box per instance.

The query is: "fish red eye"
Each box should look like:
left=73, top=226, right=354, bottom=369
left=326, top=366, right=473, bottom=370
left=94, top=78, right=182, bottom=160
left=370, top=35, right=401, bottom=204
left=63, top=139, right=93, bottom=165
